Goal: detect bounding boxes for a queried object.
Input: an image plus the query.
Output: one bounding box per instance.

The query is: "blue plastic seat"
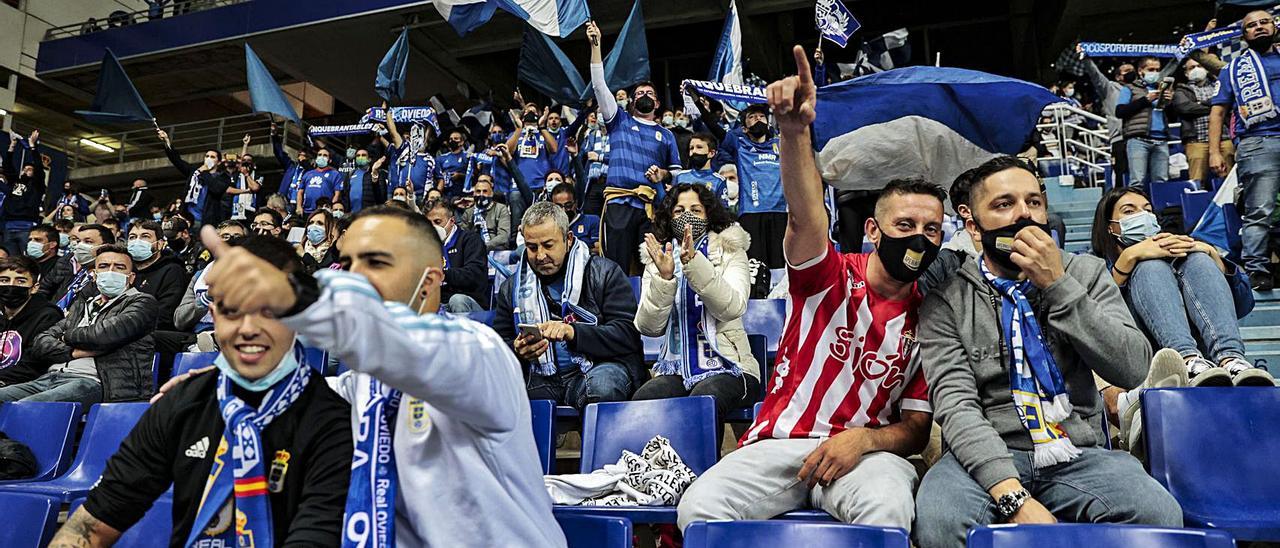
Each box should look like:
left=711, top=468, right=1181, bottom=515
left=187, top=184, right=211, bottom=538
left=1182, top=189, right=1213, bottom=230
left=629, top=276, right=642, bottom=300
left=0, top=402, right=81, bottom=483
left=1143, top=387, right=1280, bottom=541
left=725, top=334, right=769, bottom=422
left=1150, top=180, right=1197, bottom=211
left=967, top=524, right=1236, bottom=548
left=556, top=513, right=631, bottom=548
left=683, top=520, right=909, bottom=547
left=171, top=351, right=217, bottom=378
left=555, top=396, right=718, bottom=524
left=69, top=495, right=173, bottom=548
left=0, top=402, right=149, bottom=502
left=530, top=399, right=555, bottom=474
left=466, top=310, right=496, bottom=326
left=0, top=492, right=58, bottom=546
left=741, top=299, right=786, bottom=358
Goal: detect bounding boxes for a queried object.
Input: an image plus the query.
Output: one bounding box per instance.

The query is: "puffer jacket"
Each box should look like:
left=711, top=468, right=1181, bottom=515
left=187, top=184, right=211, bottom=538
left=29, top=288, right=158, bottom=401
left=634, top=224, right=760, bottom=380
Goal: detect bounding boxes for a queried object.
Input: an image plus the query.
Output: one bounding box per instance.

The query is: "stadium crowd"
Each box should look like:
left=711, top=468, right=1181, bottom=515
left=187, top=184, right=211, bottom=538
left=0, top=8, right=1274, bottom=548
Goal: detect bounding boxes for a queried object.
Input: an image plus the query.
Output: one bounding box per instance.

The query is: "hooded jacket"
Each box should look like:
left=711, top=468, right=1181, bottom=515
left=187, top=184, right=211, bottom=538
left=920, top=251, right=1150, bottom=490
left=132, top=250, right=191, bottom=330
left=29, top=288, right=158, bottom=402
left=0, top=294, right=64, bottom=386
left=635, top=224, right=760, bottom=380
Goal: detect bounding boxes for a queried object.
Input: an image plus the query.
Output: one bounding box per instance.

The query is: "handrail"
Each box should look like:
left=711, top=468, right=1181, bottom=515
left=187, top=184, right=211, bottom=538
left=42, top=0, right=249, bottom=41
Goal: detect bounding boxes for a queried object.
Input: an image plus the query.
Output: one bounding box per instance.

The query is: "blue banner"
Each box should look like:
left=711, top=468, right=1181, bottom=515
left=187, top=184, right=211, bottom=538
left=376, top=29, right=411, bottom=102
left=308, top=123, right=387, bottom=137
left=816, top=0, right=860, bottom=48
left=682, top=79, right=767, bottom=105
left=1178, top=27, right=1244, bottom=58
left=360, top=106, right=440, bottom=132
left=245, top=44, right=301, bottom=123
left=74, top=48, right=155, bottom=125
left=1079, top=42, right=1181, bottom=58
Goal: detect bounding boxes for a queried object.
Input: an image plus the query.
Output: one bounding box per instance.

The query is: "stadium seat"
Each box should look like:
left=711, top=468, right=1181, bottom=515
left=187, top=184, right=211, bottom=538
left=556, top=513, right=631, bottom=548
left=742, top=299, right=786, bottom=358
left=1143, top=387, right=1280, bottom=541
left=555, top=396, right=717, bottom=523
left=1181, top=189, right=1213, bottom=230
left=0, top=402, right=149, bottom=502
left=530, top=399, right=555, bottom=474
left=303, top=346, right=328, bottom=374
left=966, top=524, right=1236, bottom=548
left=725, top=334, right=769, bottom=422
left=0, top=492, right=58, bottom=547
left=466, top=310, right=496, bottom=326
left=683, top=520, right=909, bottom=547
left=171, top=351, right=217, bottom=378
left=1150, top=180, right=1197, bottom=211
left=0, top=402, right=81, bottom=483
left=629, top=276, right=642, bottom=299
left=149, top=353, right=162, bottom=390
left=69, top=495, right=173, bottom=548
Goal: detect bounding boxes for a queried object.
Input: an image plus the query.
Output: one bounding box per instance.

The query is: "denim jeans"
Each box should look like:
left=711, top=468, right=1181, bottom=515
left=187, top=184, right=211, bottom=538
left=445, top=294, right=485, bottom=313
left=914, top=449, right=1183, bottom=548
left=1125, top=252, right=1247, bottom=362
left=1233, top=135, right=1280, bottom=275
left=1126, top=137, right=1170, bottom=188
left=526, top=361, right=634, bottom=410
left=0, top=371, right=102, bottom=410
left=2, top=221, right=35, bottom=258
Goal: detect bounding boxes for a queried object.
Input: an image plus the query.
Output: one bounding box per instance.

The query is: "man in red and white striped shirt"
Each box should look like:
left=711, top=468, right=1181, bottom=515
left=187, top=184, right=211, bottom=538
left=677, top=46, right=943, bottom=533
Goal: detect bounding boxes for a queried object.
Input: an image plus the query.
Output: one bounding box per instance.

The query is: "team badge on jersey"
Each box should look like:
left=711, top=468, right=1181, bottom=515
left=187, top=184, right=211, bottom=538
left=267, top=450, right=290, bottom=493
left=407, top=397, right=431, bottom=433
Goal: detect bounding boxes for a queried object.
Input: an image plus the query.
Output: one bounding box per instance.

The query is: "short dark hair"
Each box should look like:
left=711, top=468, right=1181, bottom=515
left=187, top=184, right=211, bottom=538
left=949, top=167, right=980, bottom=216
left=316, top=197, right=333, bottom=209
left=30, top=225, right=59, bottom=244
left=0, top=256, right=40, bottom=282
left=1137, top=56, right=1161, bottom=69
left=348, top=205, right=442, bottom=254
left=93, top=243, right=133, bottom=269
left=236, top=235, right=303, bottom=274
left=129, top=220, right=163, bottom=239
left=53, top=220, right=74, bottom=233
left=78, top=224, right=116, bottom=244
left=965, top=155, right=1042, bottom=212
left=549, top=183, right=576, bottom=201
left=653, top=183, right=737, bottom=242
left=253, top=208, right=282, bottom=227
left=690, top=132, right=719, bottom=151
left=632, top=80, right=656, bottom=94
left=217, top=220, right=247, bottom=232
left=874, top=178, right=947, bottom=220
left=427, top=200, right=460, bottom=221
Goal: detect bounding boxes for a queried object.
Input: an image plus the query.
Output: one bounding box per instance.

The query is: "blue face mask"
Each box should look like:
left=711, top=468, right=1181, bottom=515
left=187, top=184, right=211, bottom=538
left=1142, top=71, right=1161, bottom=85
left=58, top=233, right=69, bottom=249
left=127, top=239, right=155, bottom=262
left=153, top=213, right=163, bottom=221
left=315, top=156, right=329, bottom=168
left=215, top=339, right=302, bottom=392
left=95, top=270, right=130, bottom=299
left=306, top=225, right=326, bottom=244
left=1114, top=210, right=1161, bottom=246
left=26, top=241, right=47, bottom=260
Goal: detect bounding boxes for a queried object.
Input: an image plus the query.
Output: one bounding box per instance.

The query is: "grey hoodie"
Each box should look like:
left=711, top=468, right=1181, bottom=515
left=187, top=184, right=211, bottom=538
left=920, top=251, right=1150, bottom=490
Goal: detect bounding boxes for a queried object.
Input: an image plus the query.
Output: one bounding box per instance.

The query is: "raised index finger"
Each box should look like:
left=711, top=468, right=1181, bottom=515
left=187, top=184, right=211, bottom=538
left=793, top=45, right=813, bottom=86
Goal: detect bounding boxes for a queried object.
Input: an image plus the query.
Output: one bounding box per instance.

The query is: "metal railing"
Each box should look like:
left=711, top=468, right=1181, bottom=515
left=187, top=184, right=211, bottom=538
left=1037, top=103, right=1113, bottom=187
left=43, top=0, right=248, bottom=41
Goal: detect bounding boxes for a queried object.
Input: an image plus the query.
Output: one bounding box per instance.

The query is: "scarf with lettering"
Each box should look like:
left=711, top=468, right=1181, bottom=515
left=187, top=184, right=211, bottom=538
left=513, top=238, right=595, bottom=376
left=341, top=377, right=401, bottom=548
left=651, top=236, right=742, bottom=388
left=1226, top=47, right=1278, bottom=129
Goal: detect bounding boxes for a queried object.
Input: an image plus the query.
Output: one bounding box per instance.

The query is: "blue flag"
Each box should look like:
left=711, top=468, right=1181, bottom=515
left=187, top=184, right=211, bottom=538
left=244, top=44, right=301, bottom=124
left=1191, top=166, right=1242, bottom=258
left=376, top=29, right=411, bottom=102
left=597, top=1, right=650, bottom=96
left=812, top=67, right=1060, bottom=191
left=519, top=26, right=589, bottom=107
left=816, top=0, right=860, bottom=48
left=74, top=49, right=154, bottom=125
left=432, top=0, right=588, bottom=38
left=708, top=0, right=743, bottom=84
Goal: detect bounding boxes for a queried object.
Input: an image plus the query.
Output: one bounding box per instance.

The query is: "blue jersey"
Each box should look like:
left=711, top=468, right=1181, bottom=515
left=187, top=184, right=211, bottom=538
left=301, top=168, right=345, bottom=214
left=673, top=168, right=726, bottom=195
left=723, top=131, right=785, bottom=215
left=1213, top=54, right=1280, bottom=138
left=435, top=151, right=470, bottom=196
left=514, top=130, right=553, bottom=191
left=603, top=111, right=681, bottom=208
left=569, top=214, right=601, bottom=248
left=548, top=127, right=572, bottom=174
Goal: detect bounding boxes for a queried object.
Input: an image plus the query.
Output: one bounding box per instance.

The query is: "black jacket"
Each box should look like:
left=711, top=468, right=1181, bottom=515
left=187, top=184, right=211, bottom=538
left=29, top=288, right=158, bottom=402
left=442, top=228, right=492, bottom=308
left=126, top=187, right=155, bottom=220
left=0, top=295, right=64, bottom=386
left=133, top=251, right=191, bottom=331
left=163, top=145, right=232, bottom=226
left=495, top=254, right=644, bottom=380
left=2, top=144, right=46, bottom=222
left=34, top=253, right=63, bottom=298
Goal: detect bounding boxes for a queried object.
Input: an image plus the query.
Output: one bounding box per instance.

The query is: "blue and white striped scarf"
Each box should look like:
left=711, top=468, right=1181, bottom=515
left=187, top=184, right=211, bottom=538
left=1227, top=48, right=1278, bottom=129
left=980, top=260, right=1080, bottom=468
left=342, top=377, right=400, bottom=548
left=651, top=236, right=741, bottom=388
left=513, top=239, right=595, bottom=376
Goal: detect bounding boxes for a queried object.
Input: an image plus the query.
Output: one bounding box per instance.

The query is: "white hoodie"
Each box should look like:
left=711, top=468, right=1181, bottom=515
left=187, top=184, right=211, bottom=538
left=284, top=270, right=566, bottom=547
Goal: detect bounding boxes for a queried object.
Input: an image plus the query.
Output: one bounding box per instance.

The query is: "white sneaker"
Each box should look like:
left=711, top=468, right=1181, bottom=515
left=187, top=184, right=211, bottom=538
left=1222, top=357, right=1277, bottom=387
left=1187, top=355, right=1232, bottom=387
left=1119, top=349, right=1188, bottom=455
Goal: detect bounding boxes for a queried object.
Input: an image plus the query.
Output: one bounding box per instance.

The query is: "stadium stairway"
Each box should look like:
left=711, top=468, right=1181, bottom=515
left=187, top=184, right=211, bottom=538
left=1045, top=179, right=1279, bottom=371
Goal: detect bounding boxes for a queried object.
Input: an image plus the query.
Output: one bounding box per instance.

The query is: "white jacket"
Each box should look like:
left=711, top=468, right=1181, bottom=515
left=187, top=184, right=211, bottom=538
left=635, top=224, right=760, bottom=380
left=285, top=270, right=566, bottom=548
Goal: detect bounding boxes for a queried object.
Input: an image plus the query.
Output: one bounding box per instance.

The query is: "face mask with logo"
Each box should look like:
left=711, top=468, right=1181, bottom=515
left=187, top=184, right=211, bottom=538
left=315, top=156, right=329, bottom=168
left=0, top=285, right=31, bottom=309
left=216, top=337, right=301, bottom=392
left=873, top=221, right=941, bottom=283
left=474, top=196, right=492, bottom=210
left=977, top=217, right=1053, bottom=273
left=25, top=241, right=47, bottom=260
left=73, top=242, right=96, bottom=265
left=127, top=239, right=155, bottom=262
left=669, top=212, right=709, bottom=243
left=95, top=271, right=129, bottom=298
left=689, top=153, right=710, bottom=170
left=1112, top=210, right=1161, bottom=246
left=306, top=225, right=326, bottom=245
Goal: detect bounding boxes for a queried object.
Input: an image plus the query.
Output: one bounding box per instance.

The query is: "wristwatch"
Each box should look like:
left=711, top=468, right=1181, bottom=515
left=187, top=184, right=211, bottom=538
left=994, top=489, right=1031, bottom=521
left=282, top=271, right=320, bottom=318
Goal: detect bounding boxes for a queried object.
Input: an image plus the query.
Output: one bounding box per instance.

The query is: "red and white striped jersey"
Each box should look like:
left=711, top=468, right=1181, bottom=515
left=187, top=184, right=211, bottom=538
left=742, top=244, right=931, bottom=446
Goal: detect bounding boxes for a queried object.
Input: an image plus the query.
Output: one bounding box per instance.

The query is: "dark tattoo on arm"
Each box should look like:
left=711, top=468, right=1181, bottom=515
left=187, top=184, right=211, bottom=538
left=49, top=508, right=107, bottom=548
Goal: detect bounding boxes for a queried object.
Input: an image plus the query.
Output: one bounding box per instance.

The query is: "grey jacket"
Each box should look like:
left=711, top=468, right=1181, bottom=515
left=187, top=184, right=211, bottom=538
left=920, top=252, right=1150, bottom=490
left=460, top=202, right=512, bottom=252
left=30, top=287, right=158, bottom=402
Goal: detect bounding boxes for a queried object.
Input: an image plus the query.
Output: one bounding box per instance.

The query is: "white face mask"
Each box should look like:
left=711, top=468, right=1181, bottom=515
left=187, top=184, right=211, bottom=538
left=203, top=157, right=217, bottom=170
left=435, top=224, right=448, bottom=241
left=725, top=178, right=739, bottom=200
left=1188, top=67, right=1208, bottom=82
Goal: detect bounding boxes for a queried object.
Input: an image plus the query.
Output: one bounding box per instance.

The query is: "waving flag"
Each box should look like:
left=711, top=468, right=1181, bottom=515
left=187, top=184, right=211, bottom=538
left=812, top=67, right=1060, bottom=191
left=816, top=0, right=860, bottom=48
left=519, top=26, right=589, bottom=106
left=244, top=44, right=301, bottom=124
left=432, top=0, right=588, bottom=38
left=708, top=0, right=744, bottom=85
left=597, top=1, right=650, bottom=95
left=74, top=49, right=155, bottom=125
left=376, top=29, right=411, bottom=102
left=1191, top=166, right=1242, bottom=257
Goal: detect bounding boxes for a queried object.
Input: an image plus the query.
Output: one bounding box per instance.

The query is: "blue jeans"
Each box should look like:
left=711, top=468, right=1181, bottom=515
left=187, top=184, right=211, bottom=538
left=1126, top=137, right=1170, bottom=187
left=1125, top=252, right=1247, bottom=362
left=3, top=221, right=35, bottom=257
left=0, top=371, right=102, bottom=410
left=1233, top=135, right=1280, bottom=275
left=445, top=294, right=485, bottom=313
left=526, top=361, right=634, bottom=410
left=914, top=449, right=1183, bottom=548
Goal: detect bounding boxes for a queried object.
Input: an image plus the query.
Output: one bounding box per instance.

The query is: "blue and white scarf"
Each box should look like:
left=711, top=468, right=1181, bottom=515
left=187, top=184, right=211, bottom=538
left=513, top=239, right=595, bottom=376
left=652, top=236, right=742, bottom=389
left=186, top=345, right=312, bottom=548
left=472, top=207, right=491, bottom=244
left=341, top=378, right=401, bottom=548
left=57, top=268, right=91, bottom=311
left=1227, top=47, right=1278, bottom=129
left=980, top=260, right=1080, bottom=468
left=1078, top=42, right=1180, bottom=58
left=441, top=227, right=459, bottom=269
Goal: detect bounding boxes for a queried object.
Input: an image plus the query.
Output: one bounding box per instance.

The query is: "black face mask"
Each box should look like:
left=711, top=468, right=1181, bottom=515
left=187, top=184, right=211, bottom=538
left=474, top=196, right=492, bottom=209
left=1247, top=33, right=1276, bottom=52
left=747, top=121, right=769, bottom=138
left=450, top=140, right=464, bottom=150
left=634, top=96, right=656, bottom=114
left=166, top=235, right=187, bottom=253
left=561, top=205, right=577, bottom=219
left=0, top=285, right=32, bottom=309
left=523, top=112, right=539, bottom=124
left=689, top=153, right=710, bottom=170
left=1120, top=71, right=1138, bottom=84
left=975, top=216, right=1052, bottom=273
left=873, top=222, right=940, bottom=283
